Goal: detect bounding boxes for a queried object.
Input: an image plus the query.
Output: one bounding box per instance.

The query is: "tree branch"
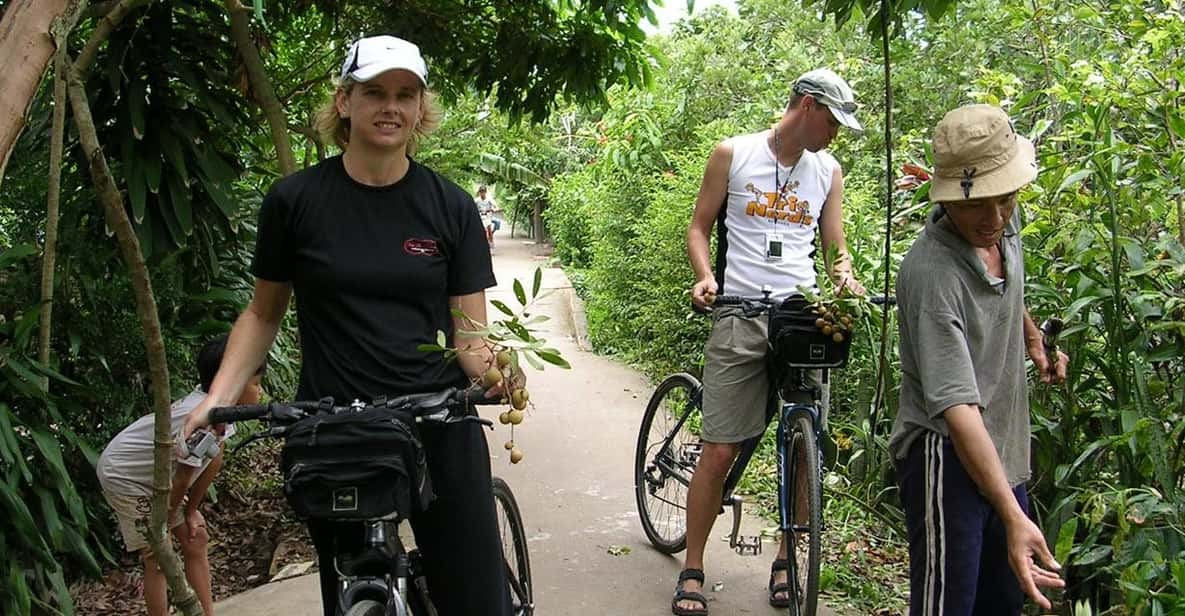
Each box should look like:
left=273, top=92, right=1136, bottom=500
left=39, top=1, right=88, bottom=387
left=65, top=58, right=203, bottom=616
left=72, top=0, right=148, bottom=78
left=225, top=0, right=297, bottom=176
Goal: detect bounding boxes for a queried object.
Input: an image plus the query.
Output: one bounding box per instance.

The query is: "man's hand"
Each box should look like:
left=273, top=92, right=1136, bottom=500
left=691, top=278, right=719, bottom=309
left=833, top=272, right=866, bottom=297
left=1026, top=340, right=1069, bottom=384
left=1005, top=515, right=1064, bottom=609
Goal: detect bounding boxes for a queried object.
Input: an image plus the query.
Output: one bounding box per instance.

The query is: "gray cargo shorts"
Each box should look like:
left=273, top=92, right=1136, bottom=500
left=702, top=306, right=826, bottom=443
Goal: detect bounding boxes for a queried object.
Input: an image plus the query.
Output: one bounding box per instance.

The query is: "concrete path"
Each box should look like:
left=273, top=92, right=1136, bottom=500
left=215, top=231, right=842, bottom=615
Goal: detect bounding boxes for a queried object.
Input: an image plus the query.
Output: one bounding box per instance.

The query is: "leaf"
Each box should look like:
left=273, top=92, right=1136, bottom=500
left=1072, top=544, right=1112, bottom=566
left=436, top=330, right=448, bottom=348
left=31, top=429, right=86, bottom=524
left=8, top=565, right=31, bottom=616
left=0, top=244, right=38, bottom=268
left=1054, top=517, right=1077, bottom=565
left=532, top=267, right=543, bottom=298
left=491, top=300, right=516, bottom=317
left=166, top=173, right=194, bottom=237
left=417, top=344, right=444, bottom=352
left=536, top=349, right=571, bottom=369
left=61, top=525, right=101, bottom=577
left=1054, top=169, right=1092, bottom=200
left=46, top=565, right=74, bottom=615
left=513, top=279, right=527, bottom=306
left=520, top=350, right=545, bottom=370
left=0, top=478, right=54, bottom=564
left=158, top=129, right=189, bottom=185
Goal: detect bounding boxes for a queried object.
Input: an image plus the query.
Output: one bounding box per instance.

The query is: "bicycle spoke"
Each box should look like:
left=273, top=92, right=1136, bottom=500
left=636, top=374, right=702, bottom=553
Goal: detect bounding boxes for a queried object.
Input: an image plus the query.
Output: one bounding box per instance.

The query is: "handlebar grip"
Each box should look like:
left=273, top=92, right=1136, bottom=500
left=713, top=295, right=744, bottom=306
left=870, top=296, right=897, bottom=306
left=464, top=387, right=501, bottom=406
left=208, top=404, right=271, bottom=425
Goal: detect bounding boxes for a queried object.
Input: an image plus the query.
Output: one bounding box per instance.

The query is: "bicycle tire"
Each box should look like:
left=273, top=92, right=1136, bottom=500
left=634, top=372, right=703, bottom=554
left=783, top=411, right=822, bottom=616
left=492, top=476, right=534, bottom=616
left=343, top=599, right=386, bottom=616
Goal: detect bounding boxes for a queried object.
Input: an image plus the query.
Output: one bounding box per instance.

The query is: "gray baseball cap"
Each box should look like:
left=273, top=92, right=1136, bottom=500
left=793, top=68, right=862, bottom=132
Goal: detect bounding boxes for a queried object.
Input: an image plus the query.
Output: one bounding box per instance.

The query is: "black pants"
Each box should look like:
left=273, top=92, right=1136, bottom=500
left=309, top=421, right=512, bottom=616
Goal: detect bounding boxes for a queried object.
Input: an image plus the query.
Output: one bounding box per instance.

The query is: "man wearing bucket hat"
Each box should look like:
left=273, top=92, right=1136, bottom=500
left=889, top=104, right=1069, bottom=615
left=676, top=68, right=865, bottom=615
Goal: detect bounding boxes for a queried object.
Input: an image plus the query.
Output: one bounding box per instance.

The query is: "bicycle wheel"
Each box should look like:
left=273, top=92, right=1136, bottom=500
left=635, top=372, right=703, bottom=554
left=492, top=476, right=533, bottom=615
left=783, top=411, right=822, bottom=616
left=343, top=599, right=386, bottom=616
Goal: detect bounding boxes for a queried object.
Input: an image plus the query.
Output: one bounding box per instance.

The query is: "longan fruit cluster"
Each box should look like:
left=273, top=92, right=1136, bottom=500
left=480, top=349, right=530, bottom=464
left=810, top=302, right=854, bottom=343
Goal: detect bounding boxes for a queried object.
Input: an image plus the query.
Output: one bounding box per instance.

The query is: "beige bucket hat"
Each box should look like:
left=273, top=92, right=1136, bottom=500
left=930, top=104, right=1038, bottom=202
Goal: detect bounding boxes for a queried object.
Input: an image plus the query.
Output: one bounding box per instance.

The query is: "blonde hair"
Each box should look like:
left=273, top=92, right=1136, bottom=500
left=313, top=78, right=442, bottom=155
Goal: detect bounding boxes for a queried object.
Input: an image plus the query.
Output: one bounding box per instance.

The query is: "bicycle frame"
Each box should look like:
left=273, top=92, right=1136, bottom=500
left=335, top=519, right=417, bottom=615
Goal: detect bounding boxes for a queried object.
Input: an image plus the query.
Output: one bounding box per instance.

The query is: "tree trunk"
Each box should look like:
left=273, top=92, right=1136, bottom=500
left=38, top=3, right=86, bottom=389
left=66, top=68, right=203, bottom=616
left=533, top=200, right=545, bottom=244
left=226, top=0, right=297, bottom=176
left=0, top=0, right=71, bottom=188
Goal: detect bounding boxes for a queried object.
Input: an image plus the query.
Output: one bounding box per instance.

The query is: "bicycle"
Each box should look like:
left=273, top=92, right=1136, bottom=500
left=208, top=386, right=534, bottom=616
left=634, top=288, right=892, bottom=615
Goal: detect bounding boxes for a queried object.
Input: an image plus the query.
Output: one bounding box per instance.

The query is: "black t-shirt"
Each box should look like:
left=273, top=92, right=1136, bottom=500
left=252, top=156, right=496, bottom=402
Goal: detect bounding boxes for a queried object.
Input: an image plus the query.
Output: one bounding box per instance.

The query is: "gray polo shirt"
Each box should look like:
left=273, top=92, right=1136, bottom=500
left=889, top=205, right=1031, bottom=487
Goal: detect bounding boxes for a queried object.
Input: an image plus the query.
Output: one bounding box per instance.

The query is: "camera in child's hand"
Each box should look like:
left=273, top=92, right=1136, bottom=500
left=177, top=429, right=220, bottom=461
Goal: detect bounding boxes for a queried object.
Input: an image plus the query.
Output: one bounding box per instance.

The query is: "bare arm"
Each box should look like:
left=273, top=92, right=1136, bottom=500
left=451, top=291, right=494, bottom=379
left=182, top=279, right=292, bottom=437
left=687, top=141, right=732, bottom=308
left=944, top=404, right=1063, bottom=608
left=169, top=463, right=198, bottom=513
left=818, top=165, right=864, bottom=296
left=450, top=290, right=522, bottom=397
left=185, top=453, right=223, bottom=512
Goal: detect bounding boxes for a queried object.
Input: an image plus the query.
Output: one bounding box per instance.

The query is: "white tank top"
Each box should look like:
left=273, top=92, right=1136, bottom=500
left=715, top=130, right=837, bottom=302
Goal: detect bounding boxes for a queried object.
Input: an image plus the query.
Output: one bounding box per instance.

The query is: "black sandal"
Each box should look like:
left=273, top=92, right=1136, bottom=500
left=768, top=558, right=794, bottom=608
left=671, top=568, right=709, bottom=616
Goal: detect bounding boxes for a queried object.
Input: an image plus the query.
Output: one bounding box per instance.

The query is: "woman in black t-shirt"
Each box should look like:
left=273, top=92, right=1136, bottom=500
left=182, top=35, right=514, bottom=616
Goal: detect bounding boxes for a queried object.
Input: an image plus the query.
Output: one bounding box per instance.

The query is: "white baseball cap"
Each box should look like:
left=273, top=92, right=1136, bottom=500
left=792, top=68, right=862, bottom=132
left=340, top=35, right=428, bottom=85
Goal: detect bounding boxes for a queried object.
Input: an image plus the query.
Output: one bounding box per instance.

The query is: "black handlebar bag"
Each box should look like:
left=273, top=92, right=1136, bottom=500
left=280, top=407, right=433, bottom=521
left=768, top=295, right=851, bottom=374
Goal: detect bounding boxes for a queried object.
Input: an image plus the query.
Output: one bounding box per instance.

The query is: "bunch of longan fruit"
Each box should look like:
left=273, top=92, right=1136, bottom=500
left=480, top=349, right=531, bottom=464
left=810, top=302, right=854, bottom=343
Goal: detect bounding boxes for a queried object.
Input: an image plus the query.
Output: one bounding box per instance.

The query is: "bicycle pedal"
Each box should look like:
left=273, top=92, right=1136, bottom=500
left=733, top=535, right=762, bottom=555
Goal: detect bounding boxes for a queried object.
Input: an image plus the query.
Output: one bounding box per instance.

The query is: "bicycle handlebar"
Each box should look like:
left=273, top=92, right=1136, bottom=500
left=208, top=386, right=497, bottom=427
left=707, top=293, right=896, bottom=311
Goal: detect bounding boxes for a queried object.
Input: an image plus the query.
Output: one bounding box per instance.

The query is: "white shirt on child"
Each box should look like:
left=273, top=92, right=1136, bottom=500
left=96, top=388, right=235, bottom=496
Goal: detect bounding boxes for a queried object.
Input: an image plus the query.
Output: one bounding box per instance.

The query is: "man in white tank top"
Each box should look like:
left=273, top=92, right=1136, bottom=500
left=672, top=69, right=866, bottom=616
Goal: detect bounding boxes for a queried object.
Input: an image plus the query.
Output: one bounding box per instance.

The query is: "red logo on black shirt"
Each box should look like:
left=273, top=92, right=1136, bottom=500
left=403, top=238, right=440, bottom=256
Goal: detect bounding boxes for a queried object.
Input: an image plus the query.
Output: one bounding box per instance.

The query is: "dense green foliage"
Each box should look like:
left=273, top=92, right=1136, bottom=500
left=1, top=0, right=1182, bottom=612
left=0, top=0, right=665, bottom=612
left=538, top=0, right=1185, bottom=612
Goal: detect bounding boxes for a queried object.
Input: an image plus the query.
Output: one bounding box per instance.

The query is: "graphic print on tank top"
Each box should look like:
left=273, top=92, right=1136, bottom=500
left=714, top=130, right=837, bottom=302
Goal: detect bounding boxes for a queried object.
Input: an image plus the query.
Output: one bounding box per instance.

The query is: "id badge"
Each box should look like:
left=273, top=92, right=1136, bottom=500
left=765, top=232, right=784, bottom=262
